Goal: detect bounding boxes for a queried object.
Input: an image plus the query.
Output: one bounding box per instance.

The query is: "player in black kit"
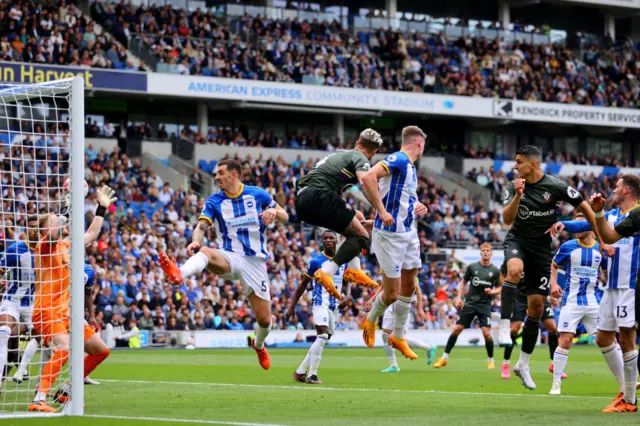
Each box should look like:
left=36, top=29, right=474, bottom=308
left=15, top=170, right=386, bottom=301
left=501, top=145, right=605, bottom=390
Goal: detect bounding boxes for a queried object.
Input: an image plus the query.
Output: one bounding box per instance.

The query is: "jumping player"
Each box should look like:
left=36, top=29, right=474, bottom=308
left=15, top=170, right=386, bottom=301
left=158, top=159, right=289, bottom=370
left=287, top=230, right=350, bottom=384
left=360, top=126, right=429, bottom=359
left=548, top=213, right=605, bottom=395
left=434, top=243, right=500, bottom=369
left=295, top=129, right=383, bottom=298
left=501, top=145, right=604, bottom=390
left=29, top=185, right=117, bottom=412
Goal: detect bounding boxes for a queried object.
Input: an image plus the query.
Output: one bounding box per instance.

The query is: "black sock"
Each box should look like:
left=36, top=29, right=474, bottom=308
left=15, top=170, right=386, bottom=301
left=500, top=281, right=518, bottom=319
left=521, top=318, right=540, bottom=354
left=7, top=336, right=18, bottom=364
left=332, top=236, right=368, bottom=266
left=444, top=333, right=458, bottom=355
left=504, top=332, right=518, bottom=360
left=485, top=338, right=494, bottom=359
left=548, top=332, right=559, bottom=360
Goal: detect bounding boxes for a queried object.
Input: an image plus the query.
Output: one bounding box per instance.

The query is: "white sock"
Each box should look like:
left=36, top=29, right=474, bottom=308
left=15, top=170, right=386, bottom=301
left=488, top=357, right=494, bottom=363
left=347, top=256, right=361, bottom=270
left=309, top=334, right=328, bottom=376
left=623, top=350, right=638, bottom=404
left=382, top=331, right=398, bottom=367
left=18, top=338, right=39, bottom=373
left=503, top=360, right=510, bottom=366
left=392, top=296, right=411, bottom=339
left=0, top=326, right=10, bottom=388
left=406, top=337, right=431, bottom=351
left=442, top=352, right=449, bottom=360
left=367, top=293, right=388, bottom=322
left=254, top=323, right=271, bottom=350
left=553, top=347, right=569, bottom=382
left=35, top=391, right=47, bottom=402
left=321, top=260, right=339, bottom=276
left=518, top=351, right=531, bottom=368
left=179, top=252, right=209, bottom=278
left=296, top=353, right=311, bottom=375
left=601, top=343, right=625, bottom=393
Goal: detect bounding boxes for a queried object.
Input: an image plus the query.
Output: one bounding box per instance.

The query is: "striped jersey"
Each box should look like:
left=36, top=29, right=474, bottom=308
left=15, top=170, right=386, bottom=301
left=552, top=239, right=604, bottom=307
left=200, top=184, right=277, bottom=260
left=374, top=151, right=418, bottom=233
left=305, top=252, right=346, bottom=311
left=604, top=207, right=639, bottom=290
left=0, top=241, right=35, bottom=307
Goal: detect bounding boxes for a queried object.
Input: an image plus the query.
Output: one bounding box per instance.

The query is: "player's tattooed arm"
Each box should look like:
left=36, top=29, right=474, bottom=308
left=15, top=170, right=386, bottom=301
left=358, top=165, right=394, bottom=226
left=187, top=218, right=212, bottom=256
left=589, top=194, right=623, bottom=245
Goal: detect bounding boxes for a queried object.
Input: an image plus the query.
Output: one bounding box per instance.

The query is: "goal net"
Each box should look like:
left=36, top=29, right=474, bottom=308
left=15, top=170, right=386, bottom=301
left=0, top=77, right=85, bottom=417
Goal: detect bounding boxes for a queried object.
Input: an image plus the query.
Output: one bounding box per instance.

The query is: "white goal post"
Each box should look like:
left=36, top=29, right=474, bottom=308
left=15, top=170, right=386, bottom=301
left=0, top=77, right=85, bottom=417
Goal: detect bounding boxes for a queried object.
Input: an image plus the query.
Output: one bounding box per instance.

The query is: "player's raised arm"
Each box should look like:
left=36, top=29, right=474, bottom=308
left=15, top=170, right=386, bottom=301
left=359, top=163, right=392, bottom=226
left=502, top=180, right=523, bottom=226
left=84, top=186, right=117, bottom=246
left=589, top=193, right=624, bottom=244
left=258, top=192, right=289, bottom=225
left=189, top=200, right=216, bottom=256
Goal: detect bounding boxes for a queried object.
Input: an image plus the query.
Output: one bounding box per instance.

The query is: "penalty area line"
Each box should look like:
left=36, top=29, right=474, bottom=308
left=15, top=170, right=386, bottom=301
left=85, top=414, right=286, bottom=426
left=100, top=379, right=611, bottom=400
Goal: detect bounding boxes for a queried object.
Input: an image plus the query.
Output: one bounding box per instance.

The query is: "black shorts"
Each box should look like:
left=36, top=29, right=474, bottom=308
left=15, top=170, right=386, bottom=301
left=295, top=186, right=355, bottom=234
left=504, top=236, right=553, bottom=297
left=457, top=305, right=492, bottom=328
left=511, top=295, right=554, bottom=323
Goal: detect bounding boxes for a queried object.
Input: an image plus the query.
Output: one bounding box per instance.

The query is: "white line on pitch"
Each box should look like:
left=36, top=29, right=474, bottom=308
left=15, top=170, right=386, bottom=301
left=99, top=379, right=611, bottom=400
left=85, top=414, right=286, bottom=426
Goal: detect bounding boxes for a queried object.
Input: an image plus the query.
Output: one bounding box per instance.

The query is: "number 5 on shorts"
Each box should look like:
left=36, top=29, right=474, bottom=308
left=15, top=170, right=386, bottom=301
left=261, top=281, right=267, bottom=292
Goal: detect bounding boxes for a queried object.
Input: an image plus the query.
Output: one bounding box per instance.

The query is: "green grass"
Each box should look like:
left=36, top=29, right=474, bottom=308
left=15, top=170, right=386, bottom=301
left=2, top=344, right=638, bottom=425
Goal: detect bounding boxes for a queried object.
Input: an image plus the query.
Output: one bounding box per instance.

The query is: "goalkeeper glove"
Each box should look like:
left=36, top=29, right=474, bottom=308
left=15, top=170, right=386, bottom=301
left=95, top=186, right=118, bottom=217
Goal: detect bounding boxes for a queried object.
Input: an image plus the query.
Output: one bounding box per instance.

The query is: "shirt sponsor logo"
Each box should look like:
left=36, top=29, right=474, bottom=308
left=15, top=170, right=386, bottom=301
left=571, top=266, right=598, bottom=278
left=226, top=215, right=259, bottom=228
left=472, top=276, right=492, bottom=287
left=517, top=205, right=556, bottom=219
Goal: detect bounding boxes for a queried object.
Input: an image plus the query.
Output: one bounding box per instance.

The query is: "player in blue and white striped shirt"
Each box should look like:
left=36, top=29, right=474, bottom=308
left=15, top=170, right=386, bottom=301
left=287, top=230, right=350, bottom=384
left=159, top=159, right=289, bottom=371
left=360, top=126, right=429, bottom=360
left=548, top=213, right=606, bottom=395
left=0, top=215, right=38, bottom=390
left=548, top=174, right=640, bottom=411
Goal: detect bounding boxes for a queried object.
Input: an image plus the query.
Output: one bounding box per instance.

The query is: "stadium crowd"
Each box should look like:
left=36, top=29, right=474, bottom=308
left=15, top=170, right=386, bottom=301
left=89, top=3, right=640, bottom=108
left=0, top=0, right=141, bottom=70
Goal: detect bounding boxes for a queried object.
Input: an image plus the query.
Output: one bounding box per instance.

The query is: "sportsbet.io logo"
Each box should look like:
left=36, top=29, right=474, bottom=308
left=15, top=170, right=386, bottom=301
left=471, top=276, right=492, bottom=287
left=517, top=205, right=556, bottom=220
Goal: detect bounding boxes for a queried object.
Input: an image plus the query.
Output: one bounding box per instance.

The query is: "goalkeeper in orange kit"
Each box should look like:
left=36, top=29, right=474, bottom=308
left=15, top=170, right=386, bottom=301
left=29, top=186, right=117, bottom=413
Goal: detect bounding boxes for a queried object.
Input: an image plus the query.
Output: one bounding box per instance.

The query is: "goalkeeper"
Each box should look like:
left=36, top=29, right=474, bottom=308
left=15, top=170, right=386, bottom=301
left=28, top=186, right=117, bottom=413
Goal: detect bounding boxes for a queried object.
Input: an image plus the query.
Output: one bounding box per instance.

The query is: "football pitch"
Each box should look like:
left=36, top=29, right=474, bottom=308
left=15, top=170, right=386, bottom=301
left=4, top=345, right=640, bottom=425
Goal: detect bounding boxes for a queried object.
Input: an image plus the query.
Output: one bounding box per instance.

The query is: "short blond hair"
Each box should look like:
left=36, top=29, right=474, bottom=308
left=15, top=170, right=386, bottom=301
left=401, top=126, right=426, bottom=143
left=480, top=242, right=493, bottom=251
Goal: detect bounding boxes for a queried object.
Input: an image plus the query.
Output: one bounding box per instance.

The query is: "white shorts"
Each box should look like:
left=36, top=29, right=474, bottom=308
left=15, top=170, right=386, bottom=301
left=372, top=229, right=421, bottom=279
left=312, top=306, right=339, bottom=335
left=381, top=303, right=410, bottom=331
left=558, top=305, right=599, bottom=335
left=0, top=299, right=33, bottom=330
left=597, top=288, right=636, bottom=331
left=219, top=251, right=270, bottom=301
